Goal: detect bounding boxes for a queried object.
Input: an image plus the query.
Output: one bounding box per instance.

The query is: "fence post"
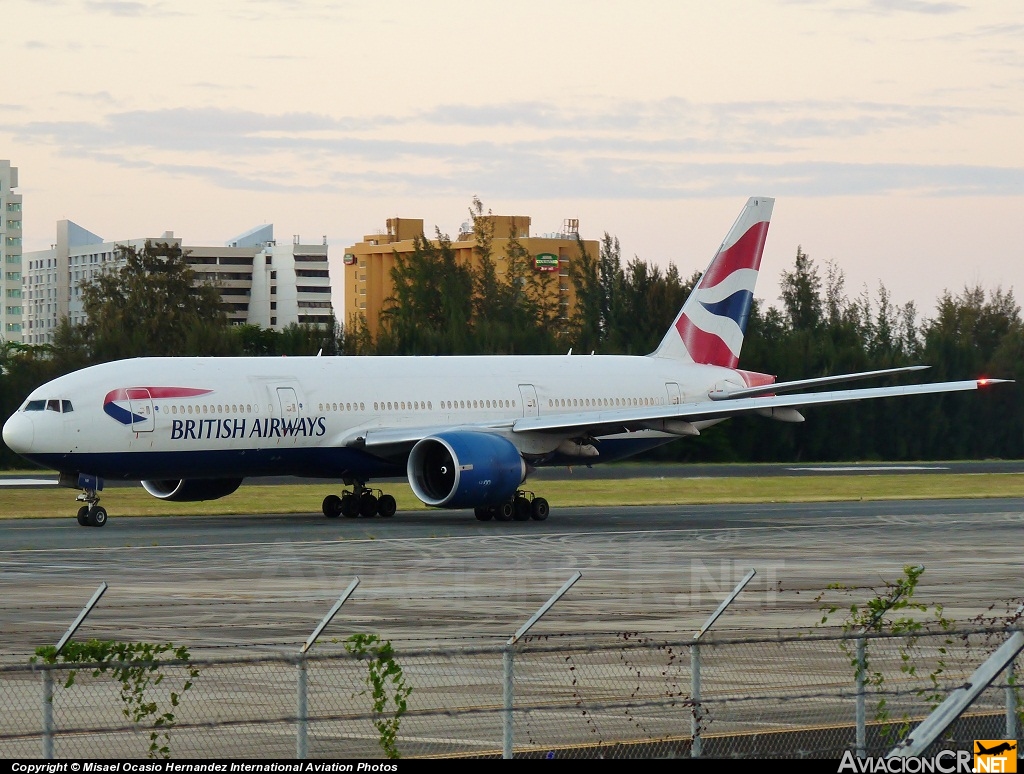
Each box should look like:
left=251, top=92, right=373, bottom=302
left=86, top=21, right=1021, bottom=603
left=41, top=666, right=54, bottom=759
left=39, top=582, right=108, bottom=760
left=690, top=641, right=701, bottom=757
left=296, top=655, right=308, bottom=760
left=502, top=571, right=582, bottom=760
left=888, top=631, right=1024, bottom=758
left=295, top=577, right=360, bottom=760
left=856, top=635, right=866, bottom=758
left=502, top=647, right=514, bottom=760
left=1007, top=658, right=1017, bottom=742
left=690, top=568, right=756, bottom=758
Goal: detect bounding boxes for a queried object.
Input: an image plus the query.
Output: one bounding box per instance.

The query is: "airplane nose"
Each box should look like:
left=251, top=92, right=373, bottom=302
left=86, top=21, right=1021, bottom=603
left=2, top=413, right=34, bottom=454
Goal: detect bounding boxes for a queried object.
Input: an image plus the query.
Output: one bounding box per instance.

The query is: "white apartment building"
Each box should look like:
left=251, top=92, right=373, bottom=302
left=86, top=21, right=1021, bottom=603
left=0, top=161, right=23, bottom=343
left=22, top=221, right=334, bottom=345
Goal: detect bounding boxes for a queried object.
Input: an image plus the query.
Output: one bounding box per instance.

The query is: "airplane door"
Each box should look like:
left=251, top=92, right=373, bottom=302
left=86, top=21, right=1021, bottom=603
left=665, top=382, right=681, bottom=406
left=519, top=384, right=539, bottom=418
left=277, top=387, right=300, bottom=418
left=126, top=388, right=154, bottom=433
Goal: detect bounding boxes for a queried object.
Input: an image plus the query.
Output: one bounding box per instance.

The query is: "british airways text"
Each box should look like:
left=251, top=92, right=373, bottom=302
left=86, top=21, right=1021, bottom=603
left=170, top=416, right=327, bottom=440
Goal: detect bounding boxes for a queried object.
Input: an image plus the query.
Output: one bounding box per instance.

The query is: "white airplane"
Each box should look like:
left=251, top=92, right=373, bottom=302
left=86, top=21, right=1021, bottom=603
left=2, top=197, right=1008, bottom=527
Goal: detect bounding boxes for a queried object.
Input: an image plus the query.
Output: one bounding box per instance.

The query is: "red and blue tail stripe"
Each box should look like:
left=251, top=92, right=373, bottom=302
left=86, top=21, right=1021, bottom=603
left=652, top=197, right=773, bottom=367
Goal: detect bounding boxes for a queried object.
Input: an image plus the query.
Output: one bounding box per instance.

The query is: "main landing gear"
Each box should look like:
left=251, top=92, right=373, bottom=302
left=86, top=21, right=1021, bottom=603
left=322, top=484, right=397, bottom=520
left=474, top=490, right=549, bottom=523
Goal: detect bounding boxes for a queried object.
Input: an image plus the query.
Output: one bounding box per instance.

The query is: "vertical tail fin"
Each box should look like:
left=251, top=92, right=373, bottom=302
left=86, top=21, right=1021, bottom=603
left=651, top=196, right=774, bottom=366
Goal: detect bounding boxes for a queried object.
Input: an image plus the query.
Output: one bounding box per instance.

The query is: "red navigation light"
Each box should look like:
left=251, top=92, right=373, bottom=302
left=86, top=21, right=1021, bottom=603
left=978, top=378, right=990, bottom=387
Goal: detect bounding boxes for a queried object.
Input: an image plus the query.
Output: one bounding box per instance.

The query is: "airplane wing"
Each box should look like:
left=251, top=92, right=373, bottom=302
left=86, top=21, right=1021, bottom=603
left=344, top=371, right=1009, bottom=452
left=511, top=377, right=1008, bottom=438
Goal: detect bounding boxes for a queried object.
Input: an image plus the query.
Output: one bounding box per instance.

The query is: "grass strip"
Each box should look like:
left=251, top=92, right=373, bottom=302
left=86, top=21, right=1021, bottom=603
left=1, top=473, right=1023, bottom=520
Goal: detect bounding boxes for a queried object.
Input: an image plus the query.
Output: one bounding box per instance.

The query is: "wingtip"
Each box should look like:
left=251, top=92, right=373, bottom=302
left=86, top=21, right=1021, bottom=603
left=977, top=378, right=1013, bottom=387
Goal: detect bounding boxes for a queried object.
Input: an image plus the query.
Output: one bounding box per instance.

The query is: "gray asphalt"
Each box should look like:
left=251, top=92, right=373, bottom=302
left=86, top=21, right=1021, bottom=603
left=2, top=497, right=1022, bottom=661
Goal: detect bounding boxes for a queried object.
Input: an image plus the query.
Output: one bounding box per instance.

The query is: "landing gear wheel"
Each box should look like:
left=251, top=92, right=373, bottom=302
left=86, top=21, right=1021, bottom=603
left=377, top=494, right=397, bottom=518
left=77, top=506, right=90, bottom=526
left=474, top=506, right=494, bottom=521
left=530, top=497, right=550, bottom=521
left=495, top=502, right=514, bottom=521
left=340, top=493, right=359, bottom=518
left=513, top=496, right=531, bottom=521
left=87, top=506, right=108, bottom=527
left=359, top=493, right=378, bottom=518
left=322, top=494, right=342, bottom=518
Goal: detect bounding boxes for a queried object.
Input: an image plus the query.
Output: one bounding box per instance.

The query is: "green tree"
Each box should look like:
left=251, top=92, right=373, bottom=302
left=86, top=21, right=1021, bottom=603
left=51, top=240, right=232, bottom=362
left=780, top=246, right=823, bottom=334
left=379, top=231, right=475, bottom=354
left=568, top=234, right=603, bottom=353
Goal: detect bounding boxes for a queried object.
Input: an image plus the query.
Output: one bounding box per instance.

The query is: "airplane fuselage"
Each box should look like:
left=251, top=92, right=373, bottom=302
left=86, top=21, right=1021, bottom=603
left=7, top=354, right=750, bottom=483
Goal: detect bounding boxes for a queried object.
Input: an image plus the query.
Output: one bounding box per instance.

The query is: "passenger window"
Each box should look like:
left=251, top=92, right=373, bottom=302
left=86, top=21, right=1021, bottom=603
left=62, top=400, right=74, bottom=413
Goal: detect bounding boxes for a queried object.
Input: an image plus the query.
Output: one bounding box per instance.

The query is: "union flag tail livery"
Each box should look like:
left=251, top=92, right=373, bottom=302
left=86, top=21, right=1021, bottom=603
left=652, top=196, right=773, bottom=366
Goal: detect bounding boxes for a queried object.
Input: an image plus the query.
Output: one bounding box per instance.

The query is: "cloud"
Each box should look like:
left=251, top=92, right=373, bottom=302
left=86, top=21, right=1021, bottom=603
left=222, top=0, right=353, bottom=23
left=81, top=0, right=183, bottom=17
left=11, top=101, right=1022, bottom=200
left=57, top=90, right=119, bottom=104
left=785, top=0, right=966, bottom=14
left=864, top=0, right=966, bottom=13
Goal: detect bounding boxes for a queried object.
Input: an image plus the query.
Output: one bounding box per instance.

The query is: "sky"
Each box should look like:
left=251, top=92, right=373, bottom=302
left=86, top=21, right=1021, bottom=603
left=6, top=0, right=1024, bottom=322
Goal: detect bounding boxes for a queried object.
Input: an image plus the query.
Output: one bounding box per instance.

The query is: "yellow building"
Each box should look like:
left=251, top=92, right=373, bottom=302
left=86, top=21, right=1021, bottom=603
left=343, top=214, right=598, bottom=339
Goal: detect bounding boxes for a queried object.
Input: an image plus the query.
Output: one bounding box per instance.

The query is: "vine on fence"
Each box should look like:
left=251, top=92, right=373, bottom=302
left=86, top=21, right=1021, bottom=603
left=816, top=565, right=955, bottom=742
left=32, top=639, right=199, bottom=758
left=342, top=633, right=411, bottom=759
left=962, top=598, right=1024, bottom=732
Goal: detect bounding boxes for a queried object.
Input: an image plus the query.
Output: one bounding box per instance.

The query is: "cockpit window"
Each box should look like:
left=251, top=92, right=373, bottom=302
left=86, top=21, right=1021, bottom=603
left=62, top=400, right=74, bottom=413
left=46, top=399, right=61, bottom=412
left=25, top=400, right=45, bottom=411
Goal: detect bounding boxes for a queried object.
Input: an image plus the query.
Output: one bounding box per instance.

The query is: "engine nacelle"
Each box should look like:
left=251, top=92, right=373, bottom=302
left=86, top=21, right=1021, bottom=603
left=407, top=431, right=527, bottom=508
left=141, top=478, right=244, bottom=502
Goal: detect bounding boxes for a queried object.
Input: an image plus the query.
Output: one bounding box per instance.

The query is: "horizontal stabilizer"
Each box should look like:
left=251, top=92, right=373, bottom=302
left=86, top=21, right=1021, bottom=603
left=709, top=365, right=930, bottom=401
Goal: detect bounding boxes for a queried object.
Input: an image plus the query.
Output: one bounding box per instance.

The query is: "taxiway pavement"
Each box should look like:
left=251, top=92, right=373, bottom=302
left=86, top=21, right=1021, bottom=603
left=1, top=498, right=1021, bottom=660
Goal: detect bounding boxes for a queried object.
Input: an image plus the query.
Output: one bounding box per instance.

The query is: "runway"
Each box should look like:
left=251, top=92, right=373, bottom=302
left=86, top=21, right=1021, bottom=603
left=2, top=498, right=1022, bottom=661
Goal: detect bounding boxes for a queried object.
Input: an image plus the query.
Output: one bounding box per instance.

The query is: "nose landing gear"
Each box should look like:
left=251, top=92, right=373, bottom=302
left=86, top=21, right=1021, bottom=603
left=60, top=472, right=108, bottom=528
left=75, top=492, right=107, bottom=528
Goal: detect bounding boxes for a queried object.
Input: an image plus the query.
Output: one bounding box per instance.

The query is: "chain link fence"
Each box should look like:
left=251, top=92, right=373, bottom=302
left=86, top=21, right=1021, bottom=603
left=0, top=628, right=1020, bottom=759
